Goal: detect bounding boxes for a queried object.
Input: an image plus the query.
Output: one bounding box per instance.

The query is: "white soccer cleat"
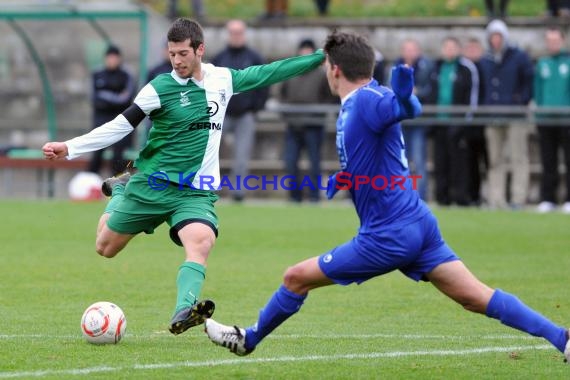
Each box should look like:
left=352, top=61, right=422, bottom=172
left=204, top=319, right=252, bottom=356
left=562, top=202, right=570, bottom=215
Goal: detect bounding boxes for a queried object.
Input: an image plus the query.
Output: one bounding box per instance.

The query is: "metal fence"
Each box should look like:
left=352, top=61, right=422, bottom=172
left=269, top=104, right=570, bottom=127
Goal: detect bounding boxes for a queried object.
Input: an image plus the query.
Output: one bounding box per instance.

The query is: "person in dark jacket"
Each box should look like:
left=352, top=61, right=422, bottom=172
left=147, top=43, right=172, bottom=82
left=479, top=19, right=534, bottom=209
left=534, top=27, right=570, bottom=214
left=372, top=48, right=385, bottom=85
left=88, top=45, right=136, bottom=175
left=391, top=38, right=434, bottom=201
left=211, top=19, right=269, bottom=202
left=280, top=39, right=337, bottom=202
left=427, top=37, right=479, bottom=206
left=462, top=37, right=488, bottom=206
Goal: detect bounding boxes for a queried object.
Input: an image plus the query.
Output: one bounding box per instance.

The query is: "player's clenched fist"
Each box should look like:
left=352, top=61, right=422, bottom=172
left=390, top=64, right=414, bottom=100
left=42, top=142, right=68, bottom=160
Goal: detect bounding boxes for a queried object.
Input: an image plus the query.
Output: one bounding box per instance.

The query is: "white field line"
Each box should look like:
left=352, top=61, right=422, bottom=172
left=0, top=333, right=537, bottom=340
left=0, top=344, right=553, bottom=379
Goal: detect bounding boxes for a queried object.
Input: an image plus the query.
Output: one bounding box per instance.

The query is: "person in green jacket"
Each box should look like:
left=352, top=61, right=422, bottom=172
left=41, top=18, right=325, bottom=335
left=534, top=26, right=570, bottom=214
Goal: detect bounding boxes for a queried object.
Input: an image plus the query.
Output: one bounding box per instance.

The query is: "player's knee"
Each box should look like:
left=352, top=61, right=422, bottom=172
left=95, top=241, right=118, bottom=258
left=195, top=234, right=215, bottom=253
left=283, top=265, right=306, bottom=293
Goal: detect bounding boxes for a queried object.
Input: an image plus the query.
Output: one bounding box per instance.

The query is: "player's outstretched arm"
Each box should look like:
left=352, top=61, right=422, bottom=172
left=391, top=64, right=422, bottom=121
left=42, top=114, right=134, bottom=161
left=230, top=50, right=325, bottom=93
left=41, top=84, right=153, bottom=161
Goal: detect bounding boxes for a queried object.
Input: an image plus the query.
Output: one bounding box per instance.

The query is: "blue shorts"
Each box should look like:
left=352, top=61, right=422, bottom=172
left=318, top=212, right=459, bottom=284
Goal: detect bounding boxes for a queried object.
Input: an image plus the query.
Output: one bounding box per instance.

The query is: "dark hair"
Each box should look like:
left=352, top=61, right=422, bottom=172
left=298, top=38, right=316, bottom=51
left=105, top=45, right=121, bottom=56
left=324, top=31, right=375, bottom=81
left=167, top=18, right=204, bottom=52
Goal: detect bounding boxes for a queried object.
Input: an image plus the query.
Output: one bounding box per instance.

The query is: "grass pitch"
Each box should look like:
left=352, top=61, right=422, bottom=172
left=0, top=200, right=569, bottom=379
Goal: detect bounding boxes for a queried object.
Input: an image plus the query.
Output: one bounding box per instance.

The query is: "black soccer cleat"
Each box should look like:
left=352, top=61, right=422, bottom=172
left=101, top=171, right=132, bottom=197
left=169, top=299, right=215, bottom=335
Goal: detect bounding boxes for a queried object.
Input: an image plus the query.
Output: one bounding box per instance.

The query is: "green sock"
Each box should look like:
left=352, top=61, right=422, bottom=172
left=175, top=261, right=206, bottom=314
left=103, top=184, right=125, bottom=214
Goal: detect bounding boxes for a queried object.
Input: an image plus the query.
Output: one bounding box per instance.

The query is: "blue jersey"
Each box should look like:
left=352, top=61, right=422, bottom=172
left=336, top=80, right=429, bottom=233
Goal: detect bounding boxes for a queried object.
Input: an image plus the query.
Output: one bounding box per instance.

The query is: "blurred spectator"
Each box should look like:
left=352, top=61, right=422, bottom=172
left=190, top=0, right=206, bottom=22
left=480, top=19, right=534, bottom=209
left=280, top=39, right=337, bottom=203
left=88, top=45, right=136, bottom=176
left=391, top=38, right=434, bottom=201
left=261, top=0, right=288, bottom=20
left=546, top=0, right=570, bottom=17
left=314, top=0, right=330, bottom=16
left=462, top=37, right=488, bottom=205
left=142, top=43, right=172, bottom=144
left=373, top=49, right=386, bottom=85
left=211, top=20, right=269, bottom=202
left=427, top=37, right=479, bottom=206
left=534, top=27, right=570, bottom=213
left=167, top=0, right=205, bottom=21
left=148, top=42, right=171, bottom=82
left=484, top=0, right=509, bottom=19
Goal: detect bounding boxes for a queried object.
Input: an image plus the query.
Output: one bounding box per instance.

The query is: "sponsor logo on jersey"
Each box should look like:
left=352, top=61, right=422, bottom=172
left=188, top=122, right=222, bottom=131
left=206, top=101, right=219, bottom=117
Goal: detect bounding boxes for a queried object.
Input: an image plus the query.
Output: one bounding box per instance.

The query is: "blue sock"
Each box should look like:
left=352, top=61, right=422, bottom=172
left=486, top=289, right=568, bottom=352
left=245, top=285, right=306, bottom=350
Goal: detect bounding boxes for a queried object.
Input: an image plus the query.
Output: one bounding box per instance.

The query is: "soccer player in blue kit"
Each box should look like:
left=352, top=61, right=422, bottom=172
left=204, top=31, right=570, bottom=361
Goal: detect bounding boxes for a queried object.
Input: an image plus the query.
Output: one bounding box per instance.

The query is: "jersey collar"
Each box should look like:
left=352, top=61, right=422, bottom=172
left=341, top=79, right=375, bottom=105
left=170, top=64, right=207, bottom=88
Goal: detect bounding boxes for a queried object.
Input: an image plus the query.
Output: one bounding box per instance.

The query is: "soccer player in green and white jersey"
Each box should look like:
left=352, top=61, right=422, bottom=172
left=42, top=18, right=325, bottom=335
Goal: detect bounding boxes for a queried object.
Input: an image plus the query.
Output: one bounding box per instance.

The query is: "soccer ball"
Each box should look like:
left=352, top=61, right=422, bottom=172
left=80, top=301, right=127, bottom=344
left=68, top=171, right=103, bottom=201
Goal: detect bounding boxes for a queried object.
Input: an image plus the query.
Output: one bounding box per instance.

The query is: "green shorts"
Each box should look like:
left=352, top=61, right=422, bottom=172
left=106, top=173, right=219, bottom=246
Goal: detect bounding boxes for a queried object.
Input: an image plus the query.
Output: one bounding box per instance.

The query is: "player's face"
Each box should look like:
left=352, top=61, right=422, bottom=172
left=325, top=56, right=339, bottom=96
left=168, top=39, right=204, bottom=79
left=546, top=30, right=564, bottom=55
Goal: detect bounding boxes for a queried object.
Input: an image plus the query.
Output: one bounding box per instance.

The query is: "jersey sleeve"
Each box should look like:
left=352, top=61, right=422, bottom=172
left=230, top=50, right=325, bottom=94
left=65, top=115, right=134, bottom=159
left=133, top=83, right=161, bottom=115
left=358, top=87, right=399, bottom=134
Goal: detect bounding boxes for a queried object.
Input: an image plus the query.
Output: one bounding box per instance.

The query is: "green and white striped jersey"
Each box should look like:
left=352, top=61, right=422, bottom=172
left=133, top=50, right=325, bottom=188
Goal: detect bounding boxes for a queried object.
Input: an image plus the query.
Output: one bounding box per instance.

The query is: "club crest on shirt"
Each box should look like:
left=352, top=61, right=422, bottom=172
left=180, top=89, right=191, bottom=107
